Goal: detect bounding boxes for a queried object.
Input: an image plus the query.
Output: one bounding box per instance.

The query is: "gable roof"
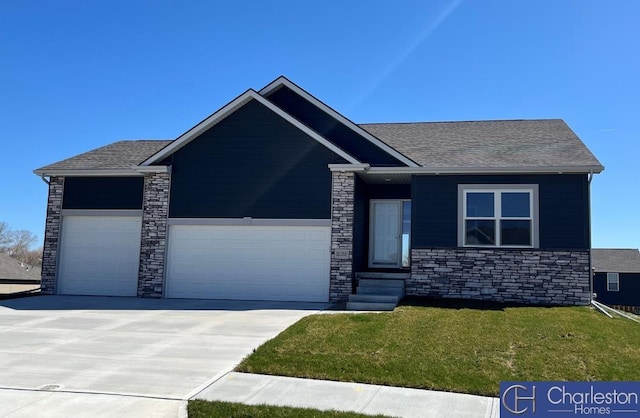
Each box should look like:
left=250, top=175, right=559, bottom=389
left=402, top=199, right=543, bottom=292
left=140, top=89, right=360, bottom=166
left=34, top=77, right=604, bottom=176
left=260, top=77, right=418, bottom=167
left=592, top=249, right=640, bottom=273
left=360, top=120, right=603, bottom=172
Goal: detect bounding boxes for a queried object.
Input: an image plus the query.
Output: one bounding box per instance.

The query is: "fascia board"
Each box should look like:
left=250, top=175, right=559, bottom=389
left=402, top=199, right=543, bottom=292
left=365, top=165, right=605, bottom=175
left=259, top=77, right=419, bottom=168
left=33, top=169, right=145, bottom=177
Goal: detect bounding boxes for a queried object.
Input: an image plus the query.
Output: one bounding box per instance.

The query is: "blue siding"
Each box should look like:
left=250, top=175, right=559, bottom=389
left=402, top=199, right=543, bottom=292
left=169, top=99, right=346, bottom=219
left=594, top=272, right=640, bottom=306
left=63, top=177, right=143, bottom=209
left=265, top=86, right=405, bottom=167
left=411, top=174, right=590, bottom=249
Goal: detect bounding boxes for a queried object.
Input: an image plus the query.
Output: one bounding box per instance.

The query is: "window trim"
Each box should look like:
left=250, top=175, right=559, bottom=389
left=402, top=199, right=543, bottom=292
left=457, top=184, right=539, bottom=248
left=606, top=272, right=620, bottom=292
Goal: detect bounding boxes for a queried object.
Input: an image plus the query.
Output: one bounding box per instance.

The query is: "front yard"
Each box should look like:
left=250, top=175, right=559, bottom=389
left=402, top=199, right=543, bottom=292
left=237, top=299, right=640, bottom=397
left=188, top=400, right=390, bottom=418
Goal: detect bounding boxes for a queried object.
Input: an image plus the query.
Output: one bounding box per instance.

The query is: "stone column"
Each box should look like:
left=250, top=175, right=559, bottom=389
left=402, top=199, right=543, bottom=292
left=40, top=176, right=64, bottom=294
left=138, top=172, right=170, bottom=298
left=329, top=171, right=355, bottom=303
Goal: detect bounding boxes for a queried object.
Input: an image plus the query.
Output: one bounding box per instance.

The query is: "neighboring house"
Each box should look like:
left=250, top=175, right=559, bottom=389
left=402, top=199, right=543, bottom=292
left=34, top=76, right=604, bottom=305
left=592, top=248, right=640, bottom=310
left=0, top=252, right=41, bottom=280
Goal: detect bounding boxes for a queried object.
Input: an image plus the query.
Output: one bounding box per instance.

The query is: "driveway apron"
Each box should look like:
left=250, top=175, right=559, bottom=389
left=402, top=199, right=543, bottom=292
left=0, top=295, right=325, bottom=417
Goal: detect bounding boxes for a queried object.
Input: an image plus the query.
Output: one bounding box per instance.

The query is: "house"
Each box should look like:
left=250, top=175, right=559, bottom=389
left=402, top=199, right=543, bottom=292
left=0, top=252, right=41, bottom=294
left=34, top=76, right=604, bottom=305
left=592, top=248, right=640, bottom=311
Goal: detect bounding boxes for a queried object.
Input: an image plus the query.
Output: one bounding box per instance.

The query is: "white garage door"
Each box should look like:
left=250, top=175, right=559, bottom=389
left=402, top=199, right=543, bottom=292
left=166, top=225, right=330, bottom=302
left=58, top=216, right=142, bottom=296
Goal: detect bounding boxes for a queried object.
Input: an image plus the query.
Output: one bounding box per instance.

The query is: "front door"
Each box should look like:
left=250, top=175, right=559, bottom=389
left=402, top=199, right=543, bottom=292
left=369, top=200, right=410, bottom=268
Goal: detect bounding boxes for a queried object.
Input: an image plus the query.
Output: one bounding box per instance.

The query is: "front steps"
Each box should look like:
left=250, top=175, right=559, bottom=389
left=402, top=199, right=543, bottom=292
left=346, top=273, right=408, bottom=311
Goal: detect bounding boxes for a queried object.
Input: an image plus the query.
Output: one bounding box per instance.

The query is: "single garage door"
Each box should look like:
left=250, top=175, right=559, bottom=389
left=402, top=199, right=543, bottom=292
left=166, top=224, right=330, bottom=302
left=58, top=216, right=142, bottom=296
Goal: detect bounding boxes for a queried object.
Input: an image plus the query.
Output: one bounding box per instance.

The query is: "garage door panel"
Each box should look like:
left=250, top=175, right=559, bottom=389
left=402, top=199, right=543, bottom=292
left=58, top=216, right=141, bottom=296
left=166, top=224, right=330, bottom=302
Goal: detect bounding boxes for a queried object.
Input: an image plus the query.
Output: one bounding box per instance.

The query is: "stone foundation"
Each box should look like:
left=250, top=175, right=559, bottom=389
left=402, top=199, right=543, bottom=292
left=40, top=176, right=64, bottom=294
left=409, top=248, right=590, bottom=305
left=137, top=173, right=170, bottom=298
left=329, top=171, right=354, bottom=303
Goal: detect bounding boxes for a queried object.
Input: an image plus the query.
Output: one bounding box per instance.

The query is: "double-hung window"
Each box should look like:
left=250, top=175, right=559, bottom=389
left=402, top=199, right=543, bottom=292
left=459, top=185, right=538, bottom=248
left=606, top=273, right=620, bottom=291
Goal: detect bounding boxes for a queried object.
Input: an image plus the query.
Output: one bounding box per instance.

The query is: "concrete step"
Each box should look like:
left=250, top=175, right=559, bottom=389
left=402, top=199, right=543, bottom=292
left=357, top=286, right=405, bottom=298
left=348, top=294, right=399, bottom=304
left=355, top=272, right=410, bottom=280
left=346, top=302, right=397, bottom=311
left=358, top=279, right=405, bottom=288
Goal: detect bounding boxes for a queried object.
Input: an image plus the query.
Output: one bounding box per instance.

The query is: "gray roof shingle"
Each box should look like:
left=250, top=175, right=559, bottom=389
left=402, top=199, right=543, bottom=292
left=35, top=120, right=602, bottom=172
left=592, top=249, right=640, bottom=273
left=35, top=140, right=171, bottom=172
left=0, top=253, right=41, bottom=280
left=360, top=119, right=603, bottom=169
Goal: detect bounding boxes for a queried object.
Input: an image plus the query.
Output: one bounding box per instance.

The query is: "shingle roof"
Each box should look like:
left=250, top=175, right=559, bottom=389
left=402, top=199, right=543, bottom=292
left=35, top=120, right=602, bottom=173
left=35, top=140, right=171, bottom=172
left=592, top=249, right=640, bottom=273
left=359, top=119, right=603, bottom=169
left=0, top=253, right=41, bottom=280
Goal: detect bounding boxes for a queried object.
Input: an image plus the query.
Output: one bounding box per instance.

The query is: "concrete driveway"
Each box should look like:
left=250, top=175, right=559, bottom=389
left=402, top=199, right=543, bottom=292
left=0, top=295, right=327, bottom=417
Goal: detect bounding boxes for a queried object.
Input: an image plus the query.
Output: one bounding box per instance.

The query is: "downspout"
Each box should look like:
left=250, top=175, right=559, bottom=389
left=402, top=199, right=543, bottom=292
left=39, top=175, right=50, bottom=185
left=588, top=170, right=594, bottom=304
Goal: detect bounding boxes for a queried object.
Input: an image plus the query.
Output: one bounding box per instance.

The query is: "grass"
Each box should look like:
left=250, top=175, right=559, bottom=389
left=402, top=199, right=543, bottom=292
left=237, top=299, right=640, bottom=396
left=188, top=400, right=391, bottom=418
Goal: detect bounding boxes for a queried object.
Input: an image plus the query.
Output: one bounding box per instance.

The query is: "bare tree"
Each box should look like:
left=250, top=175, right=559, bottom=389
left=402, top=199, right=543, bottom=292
left=0, top=221, right=12, bottom=251
left=21, top=246, right=43, bottom=267
left=8, top=229, right=37, bottom=263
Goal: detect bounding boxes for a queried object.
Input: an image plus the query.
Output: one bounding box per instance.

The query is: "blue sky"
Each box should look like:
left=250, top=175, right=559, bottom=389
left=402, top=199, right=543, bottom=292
left=1, top=0, right=638, bottom=249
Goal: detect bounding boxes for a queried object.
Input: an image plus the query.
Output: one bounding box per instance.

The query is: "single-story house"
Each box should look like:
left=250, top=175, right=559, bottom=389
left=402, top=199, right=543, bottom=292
left=592, top=248, right=640, bottom=310
left=34, top=76, right=604, bottom=305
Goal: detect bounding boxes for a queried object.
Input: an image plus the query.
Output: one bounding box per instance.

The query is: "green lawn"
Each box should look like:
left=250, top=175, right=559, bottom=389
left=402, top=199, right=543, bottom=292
left=237, top=299, right=640, bottom=396
left=188, top=400, right=390, bottom=418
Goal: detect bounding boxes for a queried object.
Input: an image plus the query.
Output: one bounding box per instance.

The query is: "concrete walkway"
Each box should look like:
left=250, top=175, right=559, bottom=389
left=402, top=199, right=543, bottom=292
left=196, top=372, right=500, bottom=418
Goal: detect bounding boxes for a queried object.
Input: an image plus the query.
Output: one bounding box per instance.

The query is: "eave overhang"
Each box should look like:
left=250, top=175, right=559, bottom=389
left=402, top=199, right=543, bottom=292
left=330, top=163, right=605, bottom=184
left=33, top=165, right=172, bottom=177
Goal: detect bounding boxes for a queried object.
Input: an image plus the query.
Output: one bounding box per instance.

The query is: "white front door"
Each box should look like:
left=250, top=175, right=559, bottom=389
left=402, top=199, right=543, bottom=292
left=369, top=200, right=402, bottom=267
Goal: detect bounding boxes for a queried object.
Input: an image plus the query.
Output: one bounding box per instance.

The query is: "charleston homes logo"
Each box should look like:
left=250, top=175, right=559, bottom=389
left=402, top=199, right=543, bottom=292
left=500, top=382, right=640, bottom=417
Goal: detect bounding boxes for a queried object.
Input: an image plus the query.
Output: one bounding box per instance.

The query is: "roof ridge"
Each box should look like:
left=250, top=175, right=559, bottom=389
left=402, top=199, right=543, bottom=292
left=359, top=119, right=564, bottom=126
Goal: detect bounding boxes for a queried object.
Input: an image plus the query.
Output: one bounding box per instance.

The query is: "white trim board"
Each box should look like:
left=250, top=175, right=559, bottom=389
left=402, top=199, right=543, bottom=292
left=168, top=218, right=331, bottom=227
left=140, top=89, right=361, bottom=166
left=259, top=76, right=419, bottom=168
left=61, top=210, right=144, bottom=217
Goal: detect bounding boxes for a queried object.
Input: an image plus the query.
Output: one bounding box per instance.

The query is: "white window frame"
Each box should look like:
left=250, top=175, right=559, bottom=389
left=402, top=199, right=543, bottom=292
left=458, top=184, right=539, bottom=248
left=606, top=272, right=620, bottom=292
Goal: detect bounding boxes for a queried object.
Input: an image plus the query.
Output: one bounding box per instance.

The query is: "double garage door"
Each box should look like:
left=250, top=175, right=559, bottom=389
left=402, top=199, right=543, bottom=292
left=58, top=216, right=330, bottom=302
left=165, top=224, right=330, bottom=302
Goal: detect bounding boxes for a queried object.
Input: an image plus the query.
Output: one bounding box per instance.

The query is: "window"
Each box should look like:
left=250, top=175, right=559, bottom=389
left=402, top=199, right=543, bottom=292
left=607, top=273, right=620, bottom=292
left=459, top=185, right=538, bottom=248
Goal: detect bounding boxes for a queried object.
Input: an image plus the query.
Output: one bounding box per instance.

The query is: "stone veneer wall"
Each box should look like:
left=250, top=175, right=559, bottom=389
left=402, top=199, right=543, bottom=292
left=138, top=173, right=170, bottom=297
left=40, top=176, right=64, bottom=294
left=409, top=248, right=590, bottom=305
left=329, top=171, right=355, bottom=303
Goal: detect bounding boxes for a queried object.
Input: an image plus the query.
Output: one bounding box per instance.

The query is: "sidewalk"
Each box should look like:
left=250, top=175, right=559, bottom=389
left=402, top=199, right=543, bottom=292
left=195, top=372, right=499, bottom=418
